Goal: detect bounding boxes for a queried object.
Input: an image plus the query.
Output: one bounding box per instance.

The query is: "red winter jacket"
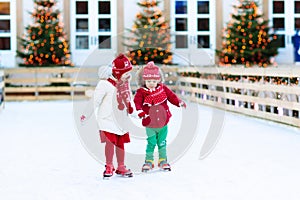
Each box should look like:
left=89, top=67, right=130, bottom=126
left=134, top=84, right=181, bottom=128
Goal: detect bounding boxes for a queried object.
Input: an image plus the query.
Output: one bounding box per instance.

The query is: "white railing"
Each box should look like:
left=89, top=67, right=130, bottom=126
left=3, top=66, right=178, bottom=101
left=177, top=66, right=300, bottom=127
left=3, top=65, right=300, bottom=127
left=0, top=70, right=4, bottom=110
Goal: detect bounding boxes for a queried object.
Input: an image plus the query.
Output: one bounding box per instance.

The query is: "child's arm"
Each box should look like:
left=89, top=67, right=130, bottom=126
left=133, top=88, right=144, bottom=111
left=133, top=88, right=149, bottom=118
left=163, top=84, right=186, bottom=108
left=81, top=81, right=107, bottom=122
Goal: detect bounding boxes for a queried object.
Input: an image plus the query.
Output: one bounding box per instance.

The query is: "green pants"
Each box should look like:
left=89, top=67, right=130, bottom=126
left=145, top=125, right=168, bottom=161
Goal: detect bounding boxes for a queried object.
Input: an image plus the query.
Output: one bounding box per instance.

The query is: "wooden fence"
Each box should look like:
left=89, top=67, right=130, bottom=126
left=3, top=65, right=300, bottom=127
left=0, top=70, right=4, bottom=110
left=177, top=66, right=300, bottom=127
left=3, top=66, right=178, bottom=101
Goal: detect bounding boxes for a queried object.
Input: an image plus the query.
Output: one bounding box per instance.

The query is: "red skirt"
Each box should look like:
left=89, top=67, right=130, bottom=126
left=99, top=130, right=130, bottom=145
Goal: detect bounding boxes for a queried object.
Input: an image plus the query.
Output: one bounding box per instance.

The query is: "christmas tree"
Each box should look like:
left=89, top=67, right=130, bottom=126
left=123, top=0, right=173, bottom=65
left=216, top=0, right=279, bottom=67
left=17, top=0, right=72, bottom=67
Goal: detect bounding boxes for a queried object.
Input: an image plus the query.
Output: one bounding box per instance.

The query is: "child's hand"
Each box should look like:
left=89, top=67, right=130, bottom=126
left=80, top=115, right=87, bottom=123
left=127, top=102, right=134, bottom=114
left=179, top=101, right=187, bottom=109
left=138, top=111, right=148, bottom=119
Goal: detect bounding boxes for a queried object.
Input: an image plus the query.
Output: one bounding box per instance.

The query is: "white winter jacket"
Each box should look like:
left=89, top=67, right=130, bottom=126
left=90, top=78, right=130, bottom=135
left=83, top=65, right=132, bottom=135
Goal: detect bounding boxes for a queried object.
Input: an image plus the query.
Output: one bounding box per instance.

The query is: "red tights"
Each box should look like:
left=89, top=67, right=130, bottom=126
left=105, top=141, right=125, bottom=166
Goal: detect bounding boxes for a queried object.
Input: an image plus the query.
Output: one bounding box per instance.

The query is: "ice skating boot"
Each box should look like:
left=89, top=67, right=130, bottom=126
left=115, top=165, right=133, bottom=178
left=141, top=160, right=154, bottom=172
left=158, top=159, right=171, bottom=171
left=103, top=164, right=115, bottom=180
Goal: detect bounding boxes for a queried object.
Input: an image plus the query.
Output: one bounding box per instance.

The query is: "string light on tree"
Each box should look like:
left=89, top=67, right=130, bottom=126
left=123, top=0, right=173, bottom=65
left=17, top=0, right=73, bottom=67
left=216, top=0, right=280, bottom=67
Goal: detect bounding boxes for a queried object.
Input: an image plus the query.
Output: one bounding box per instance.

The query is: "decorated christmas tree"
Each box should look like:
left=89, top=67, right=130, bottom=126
left=17, top=0, right=72, bottom=66
left=123, top=0, right=173, bottom=65
left=216, top=0, right=279, bottom=67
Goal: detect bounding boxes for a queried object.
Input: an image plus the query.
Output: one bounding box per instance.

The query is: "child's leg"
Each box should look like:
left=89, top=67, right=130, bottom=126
left=115, top=141, right=132, bottom=176
left=116, top=142, right=125, bottom=166
left=105, top=141, right=115, bottom=166
left=156, top=125, right=168, bottom=162
left=145, top=128, right=157, bottom=162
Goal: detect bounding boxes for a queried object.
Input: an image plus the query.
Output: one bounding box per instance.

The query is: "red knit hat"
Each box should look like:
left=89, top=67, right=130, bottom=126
left=112, top=54, right=133, bottom=79
left=142, top=61, right=161, bottom=80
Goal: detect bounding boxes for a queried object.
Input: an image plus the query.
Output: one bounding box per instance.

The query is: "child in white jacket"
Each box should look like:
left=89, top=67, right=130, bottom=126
left=80, top=54, right=134, bottom=179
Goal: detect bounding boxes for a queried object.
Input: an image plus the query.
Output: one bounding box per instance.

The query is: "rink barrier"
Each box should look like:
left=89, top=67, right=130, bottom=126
left=4, top=65, right=300, bottom=127
left=177, top=66, right=300, bottom=128
left=0, top=70, right=4, bottom=110
left=3, top=66, right=178, bottom=101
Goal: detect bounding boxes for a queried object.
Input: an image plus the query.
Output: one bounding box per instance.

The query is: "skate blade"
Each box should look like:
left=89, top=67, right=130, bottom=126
left=160, top=167, right=171, bottom=172
left=116, top=174, right=133, bottom=178
left=103, top=176, right=112, bottom=180
left=120, top=173, right=133, bottom=178
left=116, top=172, right=133, bottom=178
left=124, top=173, right=133, bottom=178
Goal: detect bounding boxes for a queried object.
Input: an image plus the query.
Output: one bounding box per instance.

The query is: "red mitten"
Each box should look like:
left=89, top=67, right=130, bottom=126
left=127, top=102, right=134, bottom=114
left=142, top=116, right=151, bottom=126
left=138, top=111, right=147, bottom=118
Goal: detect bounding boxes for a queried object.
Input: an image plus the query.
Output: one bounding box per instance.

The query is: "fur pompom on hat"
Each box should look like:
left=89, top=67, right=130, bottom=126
left=98, top=65, right=112, bottom=79
left=112, top=53, right=133, bottom=80
left=142, top=61, right=161, bottom=80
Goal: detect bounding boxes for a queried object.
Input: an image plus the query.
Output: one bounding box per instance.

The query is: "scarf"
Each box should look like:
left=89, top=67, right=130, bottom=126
left=143, top=85, right=167, bottom=106
left=107, top=77, right=133, bottom=114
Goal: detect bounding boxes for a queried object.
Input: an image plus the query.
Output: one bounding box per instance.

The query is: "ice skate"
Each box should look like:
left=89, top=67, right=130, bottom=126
left=158, top=160, right=171, bottom=171
left=103, top=164, right=115, bottom=180
left=115, top=165, right=133, bottom=178
left=141, top=160, right=154, bottom=172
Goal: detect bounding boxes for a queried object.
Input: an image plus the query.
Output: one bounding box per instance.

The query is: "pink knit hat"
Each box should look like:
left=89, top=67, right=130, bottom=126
left=142, top=61, right=161, bottom=80
left=112, top=54, right=133, bottom=80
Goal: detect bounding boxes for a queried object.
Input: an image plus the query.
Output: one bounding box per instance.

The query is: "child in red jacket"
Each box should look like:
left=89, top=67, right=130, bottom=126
left=134, top=61, right=186, bottom=172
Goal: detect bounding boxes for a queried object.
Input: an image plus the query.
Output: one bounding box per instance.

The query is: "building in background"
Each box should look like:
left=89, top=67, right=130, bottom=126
left=0, top=0, right=298, bottom=67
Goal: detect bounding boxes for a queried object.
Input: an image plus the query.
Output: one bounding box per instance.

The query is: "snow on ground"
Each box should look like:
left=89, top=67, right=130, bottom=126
left=0, top=101, right=300, bottom=200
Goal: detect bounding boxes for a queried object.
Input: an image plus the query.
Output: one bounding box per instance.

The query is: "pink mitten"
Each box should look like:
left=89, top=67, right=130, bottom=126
left=179, top=101, right=187, bottom=108
left=80, top=115, right=86, bottom=122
